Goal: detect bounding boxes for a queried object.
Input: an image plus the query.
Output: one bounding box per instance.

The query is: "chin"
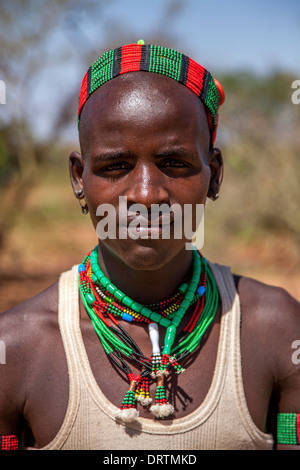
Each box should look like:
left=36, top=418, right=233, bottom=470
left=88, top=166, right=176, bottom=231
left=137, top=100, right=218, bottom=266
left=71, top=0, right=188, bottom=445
left=101, top=238, right=186, bottom=272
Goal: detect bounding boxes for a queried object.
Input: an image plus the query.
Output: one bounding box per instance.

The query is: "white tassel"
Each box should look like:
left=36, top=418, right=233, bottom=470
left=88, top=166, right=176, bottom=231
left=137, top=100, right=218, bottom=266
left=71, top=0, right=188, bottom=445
left=149, top=375, right=174, bottom=419
left=136, top=395, right=152, bottom=406
left=149, top=403, right=174, bottom=418
left=115, top=379, right=139, bottom=423
left=115, top=408, right=139, bottom=423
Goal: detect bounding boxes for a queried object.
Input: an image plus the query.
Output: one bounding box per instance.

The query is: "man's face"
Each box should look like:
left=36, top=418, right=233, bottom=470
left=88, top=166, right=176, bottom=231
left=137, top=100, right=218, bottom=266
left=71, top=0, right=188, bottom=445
left=72, top=72, right=222, bottom=271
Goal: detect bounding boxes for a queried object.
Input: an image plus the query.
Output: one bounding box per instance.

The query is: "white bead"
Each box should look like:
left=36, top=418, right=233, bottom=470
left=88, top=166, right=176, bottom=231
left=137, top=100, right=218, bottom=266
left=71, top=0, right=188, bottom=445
left=148, top=322, right=160, bottom=354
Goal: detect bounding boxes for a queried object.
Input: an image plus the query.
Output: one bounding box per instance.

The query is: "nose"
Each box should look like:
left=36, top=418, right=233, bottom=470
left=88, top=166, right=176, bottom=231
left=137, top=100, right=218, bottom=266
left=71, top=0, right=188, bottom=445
left=125, top=162, right=170, bottom=209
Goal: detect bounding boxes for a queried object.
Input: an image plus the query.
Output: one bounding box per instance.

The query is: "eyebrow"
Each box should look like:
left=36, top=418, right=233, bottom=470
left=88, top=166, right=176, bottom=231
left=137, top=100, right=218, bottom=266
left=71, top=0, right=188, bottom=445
left=91, top=146, right=197, bottom=163
left=92, top=150, right=134, bottom=163
left=155, top=147, right=196, bottom=159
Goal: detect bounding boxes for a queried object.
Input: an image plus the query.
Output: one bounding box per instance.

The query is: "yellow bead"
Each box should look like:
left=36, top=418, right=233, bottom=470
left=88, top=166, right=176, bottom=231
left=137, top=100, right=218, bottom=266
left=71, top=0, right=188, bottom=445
left=137, top=39, right=145, bottom=45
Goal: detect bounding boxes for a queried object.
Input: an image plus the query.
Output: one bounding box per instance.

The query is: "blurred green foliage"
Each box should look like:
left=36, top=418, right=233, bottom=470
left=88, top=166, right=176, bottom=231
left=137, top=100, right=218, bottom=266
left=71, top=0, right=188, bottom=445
left=212, top=71, right=300, bottom=245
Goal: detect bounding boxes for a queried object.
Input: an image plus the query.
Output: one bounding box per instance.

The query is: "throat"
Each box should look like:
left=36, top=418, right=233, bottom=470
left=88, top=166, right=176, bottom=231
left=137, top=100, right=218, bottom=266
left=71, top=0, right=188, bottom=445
left=97, top=246, right=194, bottom=305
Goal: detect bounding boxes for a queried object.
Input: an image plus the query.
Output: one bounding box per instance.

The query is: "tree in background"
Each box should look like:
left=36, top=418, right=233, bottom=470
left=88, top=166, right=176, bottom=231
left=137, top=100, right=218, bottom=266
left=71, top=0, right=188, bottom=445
left=0, top=0, right=299, bottom=282
left=0, top=0, right=184, bottom=261
left=215, top=72, right=300, bottom=245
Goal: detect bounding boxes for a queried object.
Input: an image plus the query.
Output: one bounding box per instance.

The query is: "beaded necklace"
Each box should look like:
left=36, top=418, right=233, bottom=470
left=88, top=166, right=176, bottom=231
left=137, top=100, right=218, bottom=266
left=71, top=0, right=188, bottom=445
left=78, top=246, right=219, bottom=422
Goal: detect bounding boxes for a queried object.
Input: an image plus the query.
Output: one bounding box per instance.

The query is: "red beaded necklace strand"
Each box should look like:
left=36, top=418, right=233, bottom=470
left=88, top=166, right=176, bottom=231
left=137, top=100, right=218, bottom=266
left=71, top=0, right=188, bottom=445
left=78, top=247, right=219, bottom=422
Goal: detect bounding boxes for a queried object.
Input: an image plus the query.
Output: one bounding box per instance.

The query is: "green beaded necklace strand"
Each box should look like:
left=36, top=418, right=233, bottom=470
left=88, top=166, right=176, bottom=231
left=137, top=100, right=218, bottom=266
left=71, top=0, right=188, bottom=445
left=90, top=246, right=201, bottom=354
left=78, top=246, right=219, bottom=422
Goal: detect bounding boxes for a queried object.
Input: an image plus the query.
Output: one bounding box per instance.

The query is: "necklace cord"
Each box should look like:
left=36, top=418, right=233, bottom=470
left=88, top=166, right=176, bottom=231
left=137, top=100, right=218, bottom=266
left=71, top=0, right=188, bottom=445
left=78, top=247, right=219, bottom=420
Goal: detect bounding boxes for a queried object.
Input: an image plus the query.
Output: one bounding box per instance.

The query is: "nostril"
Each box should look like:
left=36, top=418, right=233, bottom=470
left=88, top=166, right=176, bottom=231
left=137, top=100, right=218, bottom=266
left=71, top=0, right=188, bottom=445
left=126, top=192, right=170, bottom=210
left=125, top=175, right=170, bottom=209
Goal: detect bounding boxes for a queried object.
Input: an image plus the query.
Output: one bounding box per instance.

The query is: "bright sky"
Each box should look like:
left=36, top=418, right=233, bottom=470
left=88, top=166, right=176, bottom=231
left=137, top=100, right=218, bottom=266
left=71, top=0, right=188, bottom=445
left=1, top=0, right=300, bottom=140
left=104, top=0, right=300, bottom=74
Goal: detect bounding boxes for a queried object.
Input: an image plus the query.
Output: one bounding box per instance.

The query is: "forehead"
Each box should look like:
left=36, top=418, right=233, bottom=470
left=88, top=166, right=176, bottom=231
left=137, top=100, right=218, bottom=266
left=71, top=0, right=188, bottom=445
left=79, top=72, right=210, bottom=152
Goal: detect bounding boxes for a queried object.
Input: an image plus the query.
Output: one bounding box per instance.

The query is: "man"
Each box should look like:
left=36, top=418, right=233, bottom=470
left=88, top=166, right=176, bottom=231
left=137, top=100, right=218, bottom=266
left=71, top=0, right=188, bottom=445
left=0, top=42, right=299, bottom=450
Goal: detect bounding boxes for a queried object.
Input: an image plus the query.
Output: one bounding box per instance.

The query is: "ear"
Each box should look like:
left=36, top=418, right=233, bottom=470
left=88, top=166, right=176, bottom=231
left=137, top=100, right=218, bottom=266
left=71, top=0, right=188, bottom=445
left=69, top=150, right=84, bottom=197
left=207, top=148, right=223, bottom=200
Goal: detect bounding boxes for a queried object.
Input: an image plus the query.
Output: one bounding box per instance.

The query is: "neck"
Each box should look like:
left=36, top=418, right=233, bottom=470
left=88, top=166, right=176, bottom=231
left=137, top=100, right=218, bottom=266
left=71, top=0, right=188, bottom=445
left=96, top=243, right=194, bottom=305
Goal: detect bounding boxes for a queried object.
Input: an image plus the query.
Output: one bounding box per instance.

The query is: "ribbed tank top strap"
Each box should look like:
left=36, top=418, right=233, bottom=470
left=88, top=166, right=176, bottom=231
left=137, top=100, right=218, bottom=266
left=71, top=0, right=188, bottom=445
left=209, top=261, right=274, bottom=448
left=208, top=261, right=235, bottom=311
left=41, top=265, right=81, bottom=450
left=207, top=260, right=236, bottom=398
left=226, top=276, right=274, bottom=447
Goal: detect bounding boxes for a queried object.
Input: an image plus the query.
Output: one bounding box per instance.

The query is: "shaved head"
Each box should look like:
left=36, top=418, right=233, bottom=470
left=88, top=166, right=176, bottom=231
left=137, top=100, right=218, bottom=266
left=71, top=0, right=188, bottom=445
left=79, top=72, right=211, bottom=159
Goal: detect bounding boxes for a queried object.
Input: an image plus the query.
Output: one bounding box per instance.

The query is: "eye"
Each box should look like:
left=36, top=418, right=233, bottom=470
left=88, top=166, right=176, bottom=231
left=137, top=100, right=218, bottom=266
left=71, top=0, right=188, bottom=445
left=101, top=161, right=132, bottom=174
left=160, top=159, right=189, bottom=169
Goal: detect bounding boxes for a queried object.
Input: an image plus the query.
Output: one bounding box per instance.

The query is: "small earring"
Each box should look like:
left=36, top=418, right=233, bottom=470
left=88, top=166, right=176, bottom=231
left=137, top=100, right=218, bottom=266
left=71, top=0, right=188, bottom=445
left=75, top=189, right=89, bottom=214
left=209, top=193, right=219, bottom=202
left=79, top=198, right=89, bottom=214
left=75, top=189, right=83, bottom=197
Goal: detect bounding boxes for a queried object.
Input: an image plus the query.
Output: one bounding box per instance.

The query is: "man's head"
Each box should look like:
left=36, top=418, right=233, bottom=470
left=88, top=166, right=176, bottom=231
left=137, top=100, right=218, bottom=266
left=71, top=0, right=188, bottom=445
left=77, top=43, right=225, bottom=148
left=69, top=43, right=224, bottom=270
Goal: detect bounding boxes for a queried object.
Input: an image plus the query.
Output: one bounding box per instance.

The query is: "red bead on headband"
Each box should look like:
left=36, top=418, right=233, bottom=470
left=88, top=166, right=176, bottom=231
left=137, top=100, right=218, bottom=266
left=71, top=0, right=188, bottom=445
left=78, top=42, right=225, bottom=146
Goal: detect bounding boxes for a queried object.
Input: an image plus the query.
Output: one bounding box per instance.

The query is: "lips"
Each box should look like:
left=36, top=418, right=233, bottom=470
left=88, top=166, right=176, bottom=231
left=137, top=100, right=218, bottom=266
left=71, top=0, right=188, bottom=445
left=126, top=217, right=174, bottom=227
left=119, top=208, right=174, bottom=225
left=118, top=215, right=174, bottom=239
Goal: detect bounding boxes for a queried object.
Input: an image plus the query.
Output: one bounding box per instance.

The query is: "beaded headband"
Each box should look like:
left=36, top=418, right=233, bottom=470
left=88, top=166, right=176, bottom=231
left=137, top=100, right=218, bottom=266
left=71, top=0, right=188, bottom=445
left=77, top=42, right=225, bottom=147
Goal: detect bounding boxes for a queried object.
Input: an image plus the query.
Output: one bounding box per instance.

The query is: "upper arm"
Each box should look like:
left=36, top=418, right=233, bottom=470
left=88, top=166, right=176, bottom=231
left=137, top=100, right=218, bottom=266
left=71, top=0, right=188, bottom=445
left=272, top=290, right=300, bottom=409
left=0, top=283, right=59, bottom=443
left=265, top=288, right=300, bottom=449
left=0, top=309, right=27, bottom=436
left=237, top=276, right=300, bottom=450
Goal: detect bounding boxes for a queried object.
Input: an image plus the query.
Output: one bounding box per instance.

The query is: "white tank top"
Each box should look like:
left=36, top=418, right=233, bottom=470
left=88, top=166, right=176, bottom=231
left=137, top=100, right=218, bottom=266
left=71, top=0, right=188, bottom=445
left=40, top=262, right=274, bottom=450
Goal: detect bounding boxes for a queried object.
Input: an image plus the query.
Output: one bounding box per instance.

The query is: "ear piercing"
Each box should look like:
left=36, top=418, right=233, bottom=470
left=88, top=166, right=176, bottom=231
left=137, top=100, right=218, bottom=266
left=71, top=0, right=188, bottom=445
left=75, top=189, right=83, bottom=197
left=75, top=189, right=89, bottom=214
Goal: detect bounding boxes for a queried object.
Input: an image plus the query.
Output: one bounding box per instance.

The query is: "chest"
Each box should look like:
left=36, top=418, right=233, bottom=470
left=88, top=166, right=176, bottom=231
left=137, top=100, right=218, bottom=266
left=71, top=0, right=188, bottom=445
left=80, top=310, right=222, bottom=419
left=26, top=306, right=221, bottom=448
left=26, top=298, right=272, bottom=448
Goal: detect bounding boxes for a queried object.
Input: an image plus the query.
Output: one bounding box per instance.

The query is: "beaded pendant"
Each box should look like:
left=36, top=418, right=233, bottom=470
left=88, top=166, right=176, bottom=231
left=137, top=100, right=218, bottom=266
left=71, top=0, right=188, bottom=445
left=78, top=247, right=219, bottom=422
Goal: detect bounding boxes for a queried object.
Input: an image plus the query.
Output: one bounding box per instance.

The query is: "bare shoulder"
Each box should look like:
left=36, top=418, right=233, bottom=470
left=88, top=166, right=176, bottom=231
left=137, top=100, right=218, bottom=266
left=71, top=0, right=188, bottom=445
left=0, top=282, right=60, bottom=433
left=236, top=274, right=300, bottom=330
left=0, top=281, right=60, bottom=379
left=236, top=274, right=300, bottom=383
left=0, top=282, right=59, bottom=343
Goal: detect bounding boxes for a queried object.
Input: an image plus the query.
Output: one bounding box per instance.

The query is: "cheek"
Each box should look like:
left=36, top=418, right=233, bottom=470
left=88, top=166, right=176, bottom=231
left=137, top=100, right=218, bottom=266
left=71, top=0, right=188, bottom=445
left=82, top=164, right=210, bottom=226
left=82, top=163, right=116, bottom=203
left=173, top=169, right=210, bottom=206
left=82, top=175, right=119, bottom=228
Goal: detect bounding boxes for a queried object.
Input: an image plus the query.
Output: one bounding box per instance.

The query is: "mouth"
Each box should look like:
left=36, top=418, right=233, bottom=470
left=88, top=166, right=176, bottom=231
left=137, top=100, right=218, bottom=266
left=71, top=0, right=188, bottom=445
left=119, top=216, right=175, bottom=239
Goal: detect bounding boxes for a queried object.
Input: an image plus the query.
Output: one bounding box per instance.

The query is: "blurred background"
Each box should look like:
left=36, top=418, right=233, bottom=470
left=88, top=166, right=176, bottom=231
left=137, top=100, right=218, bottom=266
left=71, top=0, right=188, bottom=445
left=0, top=0, right=299, bottom=311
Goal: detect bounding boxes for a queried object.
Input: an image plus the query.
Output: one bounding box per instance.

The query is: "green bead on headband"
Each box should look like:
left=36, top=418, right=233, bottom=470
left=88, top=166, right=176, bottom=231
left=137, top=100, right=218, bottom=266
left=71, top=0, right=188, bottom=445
left=78, top=42, right=225, bottom=147
left=277, top=413, right=300, bottom=445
